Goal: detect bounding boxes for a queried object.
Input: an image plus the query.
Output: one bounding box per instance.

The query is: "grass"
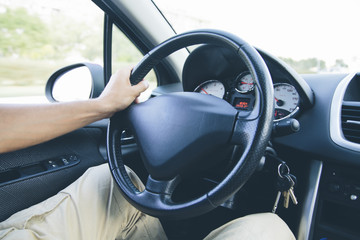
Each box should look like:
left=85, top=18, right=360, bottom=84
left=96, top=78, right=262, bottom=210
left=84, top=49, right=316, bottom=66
left=0, top=58, right=159, bottom=99
left=0, top=85, right=45, bottom=97
left=0, top=58, right=68, bottom=97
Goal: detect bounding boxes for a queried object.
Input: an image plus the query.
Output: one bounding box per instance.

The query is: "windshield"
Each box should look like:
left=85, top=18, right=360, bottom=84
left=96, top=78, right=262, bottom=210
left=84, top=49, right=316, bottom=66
left=154, top=0, right=360, bottom=74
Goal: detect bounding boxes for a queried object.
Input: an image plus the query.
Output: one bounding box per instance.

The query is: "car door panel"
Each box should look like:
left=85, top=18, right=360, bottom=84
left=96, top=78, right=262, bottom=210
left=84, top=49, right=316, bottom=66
left=0, top=127, right=107, bottom=222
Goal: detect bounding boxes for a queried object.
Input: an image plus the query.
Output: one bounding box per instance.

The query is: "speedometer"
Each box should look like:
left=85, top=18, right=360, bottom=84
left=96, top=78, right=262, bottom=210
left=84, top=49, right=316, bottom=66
left=274, top=83, right=299, bottom=121
left=194, top=80, right=225, bottom=99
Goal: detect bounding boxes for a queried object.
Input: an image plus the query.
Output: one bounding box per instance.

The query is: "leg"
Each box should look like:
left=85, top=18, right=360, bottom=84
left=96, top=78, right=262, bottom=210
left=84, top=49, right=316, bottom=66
left=0, top=164, right=167, bottom=240
left=204, top=213, right=295, bottom=240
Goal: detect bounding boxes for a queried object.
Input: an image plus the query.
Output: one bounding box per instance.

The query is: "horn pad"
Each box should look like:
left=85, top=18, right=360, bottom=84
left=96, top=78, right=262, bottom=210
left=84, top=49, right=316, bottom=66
left=127, top=92, right=237, bottom=179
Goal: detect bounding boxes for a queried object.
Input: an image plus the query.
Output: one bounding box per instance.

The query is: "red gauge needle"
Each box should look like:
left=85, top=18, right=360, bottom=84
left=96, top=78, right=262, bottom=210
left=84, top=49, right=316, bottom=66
left=241, top=82, right=253, bottom=85
left=201, top=88, right=209, bottom=94
left=275, top=97, right=279, bottom=102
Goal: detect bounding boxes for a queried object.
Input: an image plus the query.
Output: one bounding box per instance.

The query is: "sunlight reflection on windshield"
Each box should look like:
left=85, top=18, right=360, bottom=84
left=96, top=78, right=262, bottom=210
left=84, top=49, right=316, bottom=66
left=154, top=0, right=360, bottom=73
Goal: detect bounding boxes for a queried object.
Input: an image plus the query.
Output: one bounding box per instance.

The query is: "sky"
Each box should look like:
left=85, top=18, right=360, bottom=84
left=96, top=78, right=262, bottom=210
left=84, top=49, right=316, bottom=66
left=1, top=0, right=359, bottom=70
left=154, top=0, right=360, bottom=70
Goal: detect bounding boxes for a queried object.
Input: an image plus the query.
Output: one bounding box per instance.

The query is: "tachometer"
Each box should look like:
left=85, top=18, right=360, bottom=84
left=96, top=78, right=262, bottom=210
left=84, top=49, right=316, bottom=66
left=194, top=80, right=225, bottom=99
left=274, top=83, right=299, bottom=121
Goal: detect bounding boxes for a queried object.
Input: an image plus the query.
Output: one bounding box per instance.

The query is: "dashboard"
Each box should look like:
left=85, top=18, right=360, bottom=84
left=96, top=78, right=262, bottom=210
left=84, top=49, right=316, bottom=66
left=152, top=43, right=360, bottom=165
left=181, top=44, right=314, bottom=123
left=151, top=43, right=360, bottom=240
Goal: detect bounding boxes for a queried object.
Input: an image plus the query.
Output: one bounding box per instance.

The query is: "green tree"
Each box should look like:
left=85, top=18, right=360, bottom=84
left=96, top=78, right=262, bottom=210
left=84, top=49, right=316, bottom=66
left=0, top=8, right=51, bottom=59
left=334, top=59, right=348, bottom=68
left=280, top=57, right=327, bottom=74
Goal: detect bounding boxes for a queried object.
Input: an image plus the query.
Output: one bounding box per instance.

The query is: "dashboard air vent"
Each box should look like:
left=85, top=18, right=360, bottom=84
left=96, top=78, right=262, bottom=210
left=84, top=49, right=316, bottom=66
left=341, top=103, right=360, bottom=144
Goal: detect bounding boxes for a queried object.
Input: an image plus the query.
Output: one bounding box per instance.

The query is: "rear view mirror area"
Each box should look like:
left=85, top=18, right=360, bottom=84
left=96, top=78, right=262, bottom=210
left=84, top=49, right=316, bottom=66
left=45, top=63, right=104, bottom=102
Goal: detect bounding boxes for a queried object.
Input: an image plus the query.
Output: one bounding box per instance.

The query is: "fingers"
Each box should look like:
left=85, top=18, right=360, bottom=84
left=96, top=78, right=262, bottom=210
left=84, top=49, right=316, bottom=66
left=94, top=66, right=152, bottom=117
left=132, top=79, right=149, bottom=95
left=114, top=66, right=148, bottom=95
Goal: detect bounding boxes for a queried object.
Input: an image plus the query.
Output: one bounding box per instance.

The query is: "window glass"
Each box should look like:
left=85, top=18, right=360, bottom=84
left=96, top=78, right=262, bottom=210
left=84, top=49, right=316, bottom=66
left=112, top=26, right=157, bottom=102
left=154, top=0, right=360, bottom=74
left=0, top=0, right=103, bottom=103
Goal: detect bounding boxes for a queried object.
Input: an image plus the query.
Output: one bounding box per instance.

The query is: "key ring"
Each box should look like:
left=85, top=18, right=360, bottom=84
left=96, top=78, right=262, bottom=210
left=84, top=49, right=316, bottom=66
left=278, top=163, right=290, bottom=178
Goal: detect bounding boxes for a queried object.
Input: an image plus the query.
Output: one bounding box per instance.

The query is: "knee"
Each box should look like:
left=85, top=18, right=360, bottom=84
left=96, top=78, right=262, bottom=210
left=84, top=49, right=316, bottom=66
left=60, top=164, right=112, bottom=195
left=204, top=213, right=295, bottom=240
left=235, top=213, right=296, bottom=240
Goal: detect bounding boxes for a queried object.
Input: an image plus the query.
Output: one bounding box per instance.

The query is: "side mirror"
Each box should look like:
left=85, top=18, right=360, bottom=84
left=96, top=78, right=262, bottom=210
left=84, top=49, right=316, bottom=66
left=45, top=63, right=104, bottom=102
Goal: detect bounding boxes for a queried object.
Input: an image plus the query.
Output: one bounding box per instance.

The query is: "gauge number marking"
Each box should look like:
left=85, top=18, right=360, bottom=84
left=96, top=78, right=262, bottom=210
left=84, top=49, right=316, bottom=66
left=194, top=80, right=225, bottom=99
left=274, top=83, right=299, bottom=120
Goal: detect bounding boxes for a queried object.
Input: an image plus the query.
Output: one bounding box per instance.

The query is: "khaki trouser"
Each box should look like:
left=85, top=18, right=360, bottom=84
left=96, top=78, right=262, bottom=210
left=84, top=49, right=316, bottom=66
left=0, top=164, right=295, bottom=240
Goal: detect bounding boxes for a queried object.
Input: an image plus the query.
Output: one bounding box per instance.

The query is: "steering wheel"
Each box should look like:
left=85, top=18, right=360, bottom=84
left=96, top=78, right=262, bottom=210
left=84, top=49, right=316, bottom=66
left=107, top=29, right=274, bottom=220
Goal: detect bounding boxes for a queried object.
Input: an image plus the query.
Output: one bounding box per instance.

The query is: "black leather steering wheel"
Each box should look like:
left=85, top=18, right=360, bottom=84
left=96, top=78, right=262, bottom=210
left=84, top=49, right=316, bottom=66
left=107, top=29, right=274, bottom=220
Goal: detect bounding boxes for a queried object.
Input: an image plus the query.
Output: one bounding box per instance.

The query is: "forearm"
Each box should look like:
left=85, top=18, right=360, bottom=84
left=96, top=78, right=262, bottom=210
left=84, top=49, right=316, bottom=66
left=0, top=99, right=109, bottom=153
left=0, top=67, right=148, bottom=154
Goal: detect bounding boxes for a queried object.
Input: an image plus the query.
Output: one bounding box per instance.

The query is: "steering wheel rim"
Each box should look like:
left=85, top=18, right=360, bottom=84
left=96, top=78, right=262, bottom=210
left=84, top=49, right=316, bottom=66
left=107, top=29, right=274, bottom=220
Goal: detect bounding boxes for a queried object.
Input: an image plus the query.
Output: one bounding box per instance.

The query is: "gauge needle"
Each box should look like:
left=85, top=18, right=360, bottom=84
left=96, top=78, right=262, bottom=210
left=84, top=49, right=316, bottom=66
left=241, top=82, right=253, bottom=85
left=275, top=97, right=278, bottom=102
left=201, top=88, right=209, bottom=94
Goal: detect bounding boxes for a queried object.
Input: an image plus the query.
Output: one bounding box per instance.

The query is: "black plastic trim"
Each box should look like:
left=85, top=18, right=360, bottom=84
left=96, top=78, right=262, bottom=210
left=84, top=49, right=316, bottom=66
left=103, top=14, right=113, bottom=84
left=0, top=155, right=80, bottom=187
left=92, top=0, right=181, bottom=86
left=257, top=49, right=314, bottom=109
left=274, top=74, right=360, bottom=167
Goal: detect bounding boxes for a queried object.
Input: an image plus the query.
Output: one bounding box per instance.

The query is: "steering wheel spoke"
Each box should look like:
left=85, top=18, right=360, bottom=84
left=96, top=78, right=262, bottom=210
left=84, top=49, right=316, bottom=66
left=231, top=117, right=259, bottom=147
left=145, top=175, right=181, bottom=196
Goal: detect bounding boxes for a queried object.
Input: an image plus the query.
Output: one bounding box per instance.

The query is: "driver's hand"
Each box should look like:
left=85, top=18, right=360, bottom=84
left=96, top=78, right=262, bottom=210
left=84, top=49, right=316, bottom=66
left=96, top=66, right=149, bottom=117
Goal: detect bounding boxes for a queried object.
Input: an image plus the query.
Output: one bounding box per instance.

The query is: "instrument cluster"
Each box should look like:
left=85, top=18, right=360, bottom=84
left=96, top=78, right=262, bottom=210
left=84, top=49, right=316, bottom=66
left=193, top=71, right=300, bottom=121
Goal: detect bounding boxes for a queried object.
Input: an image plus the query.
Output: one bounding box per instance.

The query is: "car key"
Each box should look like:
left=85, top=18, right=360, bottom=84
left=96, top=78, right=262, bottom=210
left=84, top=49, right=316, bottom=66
left=286, top=174, right=298, bottom=205
left=272, top=191, right=282, bottom=213
left=272, top=176, right=292, bottom=212
left=289, top=187, right=298, bottom=205
left=289, top=173, right=297, bottom=186
left=283, top=190, right=290, bottom=208
left=284, top=174, right=298, bottom=206
left=272, top=165, right=292, bottom=213
left=283, top=174, right=295, bottom=208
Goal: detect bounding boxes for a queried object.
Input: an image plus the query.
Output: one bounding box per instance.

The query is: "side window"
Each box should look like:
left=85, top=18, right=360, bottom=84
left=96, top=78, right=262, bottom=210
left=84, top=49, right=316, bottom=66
left=112, top=26, right=157, bottom=102
left=0, top=0, right=103, bottom=103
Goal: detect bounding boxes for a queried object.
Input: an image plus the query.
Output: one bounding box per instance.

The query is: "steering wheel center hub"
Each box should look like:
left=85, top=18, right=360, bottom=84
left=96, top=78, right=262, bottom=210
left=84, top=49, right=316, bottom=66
left=127, top=92, right=237, bottom=179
